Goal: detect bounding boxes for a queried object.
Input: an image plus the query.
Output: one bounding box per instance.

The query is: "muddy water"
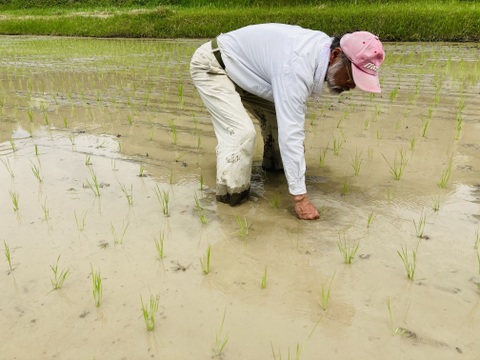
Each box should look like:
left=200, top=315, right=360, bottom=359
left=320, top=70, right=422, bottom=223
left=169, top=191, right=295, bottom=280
left=0, top=36, right=479, bottom=360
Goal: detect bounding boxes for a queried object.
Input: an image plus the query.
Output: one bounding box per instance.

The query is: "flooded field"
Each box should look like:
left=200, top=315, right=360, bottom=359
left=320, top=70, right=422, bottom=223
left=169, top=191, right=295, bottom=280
left=1, top=36, right=479, bottom=360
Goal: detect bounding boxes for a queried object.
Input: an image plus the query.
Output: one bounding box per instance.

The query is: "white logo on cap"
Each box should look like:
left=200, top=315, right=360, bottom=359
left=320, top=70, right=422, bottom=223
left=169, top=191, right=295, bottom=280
left=364, top=63, right=379, bottom=72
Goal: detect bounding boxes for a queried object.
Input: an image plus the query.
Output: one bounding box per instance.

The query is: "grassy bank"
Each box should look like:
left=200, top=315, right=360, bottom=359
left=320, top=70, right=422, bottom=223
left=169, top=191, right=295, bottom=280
left=0, top=1, right=478, bottom=41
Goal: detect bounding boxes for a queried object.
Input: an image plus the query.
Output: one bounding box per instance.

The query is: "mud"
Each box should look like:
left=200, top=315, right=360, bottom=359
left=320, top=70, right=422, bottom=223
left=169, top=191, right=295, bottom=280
left=0, top=37, right=479, bottom=359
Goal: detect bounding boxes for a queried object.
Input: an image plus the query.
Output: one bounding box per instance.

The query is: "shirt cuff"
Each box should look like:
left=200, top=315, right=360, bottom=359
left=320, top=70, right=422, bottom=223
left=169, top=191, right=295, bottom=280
left=288, top=176, right=306, bottom=196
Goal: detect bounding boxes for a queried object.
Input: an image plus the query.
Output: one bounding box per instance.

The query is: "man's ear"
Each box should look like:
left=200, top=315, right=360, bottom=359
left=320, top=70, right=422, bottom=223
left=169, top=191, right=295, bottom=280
left=329, top=47, right=343, bottom=64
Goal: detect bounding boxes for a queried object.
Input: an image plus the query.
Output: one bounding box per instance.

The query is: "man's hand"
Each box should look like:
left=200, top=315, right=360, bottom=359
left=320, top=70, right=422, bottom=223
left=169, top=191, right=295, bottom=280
left=293, top=194, right=320, bottom=220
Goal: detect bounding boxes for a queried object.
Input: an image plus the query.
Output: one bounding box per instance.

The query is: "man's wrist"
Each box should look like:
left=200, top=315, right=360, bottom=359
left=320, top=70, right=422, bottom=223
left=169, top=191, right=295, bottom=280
left=293, top=194, right=307, bottom=202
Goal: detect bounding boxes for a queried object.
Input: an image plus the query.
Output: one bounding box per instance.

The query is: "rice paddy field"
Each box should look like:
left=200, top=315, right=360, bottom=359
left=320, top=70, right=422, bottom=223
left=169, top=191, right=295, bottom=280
left=1, top=36, right=479, bottom=359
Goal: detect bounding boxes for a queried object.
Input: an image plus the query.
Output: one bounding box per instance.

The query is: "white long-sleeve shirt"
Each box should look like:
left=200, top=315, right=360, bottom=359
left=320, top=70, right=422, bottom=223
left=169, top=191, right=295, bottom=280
left=217, top=23, right=332, bottom=195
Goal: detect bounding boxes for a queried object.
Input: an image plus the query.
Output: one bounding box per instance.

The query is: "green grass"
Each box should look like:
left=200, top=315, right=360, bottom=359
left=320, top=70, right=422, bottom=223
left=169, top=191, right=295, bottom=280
left=0, top=1, right=478, bottom=41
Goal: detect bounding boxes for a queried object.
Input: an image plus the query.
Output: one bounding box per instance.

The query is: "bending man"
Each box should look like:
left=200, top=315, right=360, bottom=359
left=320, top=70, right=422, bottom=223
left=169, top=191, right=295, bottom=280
left=190, top=23, right=385, bottom=220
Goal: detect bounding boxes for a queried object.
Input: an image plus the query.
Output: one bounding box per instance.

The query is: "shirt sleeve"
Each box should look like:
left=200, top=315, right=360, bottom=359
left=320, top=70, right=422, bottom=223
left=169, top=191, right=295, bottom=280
left=271, top=70, right=310, bottom=196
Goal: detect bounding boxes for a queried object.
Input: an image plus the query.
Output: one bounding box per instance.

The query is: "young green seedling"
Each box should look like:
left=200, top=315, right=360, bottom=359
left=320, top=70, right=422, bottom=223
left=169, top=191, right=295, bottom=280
left=382, top=149, right=407, bottom=181
left=413, top=212, right=427, bottom=238
left=351, top=149, right=363, bottom=176
left=438, top=158, right=453, bottom=189
left=270, top=194, right=280, bottom=208
left=50, top=255, right=70, bottom=291
left=398, top=243, right=419, bottom=280
left=110, top=221, right=129, bottom=245
left=9, top=191, right=19, bottom=212
left=200, top=245, right=211, bottom=275
left=140, top=294, right=160, bottom=332
left=261, top=266, right=268, bottom=289
left=154, top=185, right=170, bottom=216
left=337, top=235, right=359, bottom=264
left=85, top=167, right=101, bottom=197
left=367, top=211, right=376, bottom=228
left=74, top=209, right=87, bottom=232
left=119, top=182, right=133, bottom=205
left=194, top=192, right=208, bottom=225
left=235, top=216, right=252, bottom=240
left=386, top=297, right=404, bottom=335
left=154, top=231, right=165, bottom=260
left=90, top=265, right=103, bottom=307
left=1, top=158, right=14, bottom=177
left=319, top=273, right=335, bottom=311
left=4, top=241, right=13, bottom=272
left=213, top=308, right=229, bottom=356
left=475, top=229, right=480, bottom=250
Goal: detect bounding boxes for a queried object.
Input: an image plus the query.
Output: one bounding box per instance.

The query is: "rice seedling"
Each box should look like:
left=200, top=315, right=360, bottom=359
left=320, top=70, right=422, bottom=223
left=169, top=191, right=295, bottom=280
left=85, top=155, right=92, bottom=166
left=90, top=265, right=103, bottom=307
left=386, top=297, right=403, bottom=335
left=41, top=201, right=51, bottom=222
left=270, top=194, right=280, bottom=208
left=10, top=139, right=16, bottom=152
left=318, top=144, right=328, bottom=167
left=397, top=243, right=419, bottom=280
left=200, top=245, right=211, bottom=275
left=382, top=149, right=407, bottom=180
left=140, top=294, right=160, bottom=332
left=474, top=229, right=480, bottom=250
left=74, top=209, right=87, bottom=232
left=194, top=193, right=208, bottom=225
left=337, top=235, right=359, bottom=264
left=30, top=162, right=43, bottom=183
left=138, top=163, right=146, bottom=177
left=432, top=195, right=441, bottom=212
left=351, top=149, right=363, bottom=176
left=454, top=113, right=463, bottom=140
left=85, top=167, right=101, bottom=197
left=110, top=221, right=129, bottom=245
left=421, top=115, right=430, bottom=137
left=271, top=343, right=303, bottom=360
left=4, top=241, right=13, bottom=272
left=119, top=182, right=133, bottom=205
left=438, top=158, right=453, bottom=189
left=319, top=273, right=335, bottom=311
left=34, top=144, right=39, bottom=156
left=333, top=135, right=345, bottom=155
left=213, top=308, right=229, bottom=356
left=1, top=158, right=14, bottom=177
left=413, top=212, right=427, bottom=238
left=9, top=191, right=19, bottom=211
left=168, top=119, right=178, bottom=145
left=50, top=255, right=70, bottom=291
left=153, top=185, right=170, bottom=216
left=389, top=86, right=399, bottom=102
left=477, top=252, right=480, bottom=275
left=409, top=137, right=416, bottom=151
left=260, top=266, right=268, bottom=289
left=154, top=231, right=165, bottom=260
left=235, top=216, right=252, bottom=240
left=367, top=211, right=376, bottom=228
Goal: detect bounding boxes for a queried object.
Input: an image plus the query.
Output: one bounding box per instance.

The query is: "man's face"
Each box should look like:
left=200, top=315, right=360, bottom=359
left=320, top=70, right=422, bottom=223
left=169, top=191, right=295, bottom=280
left=326, top=49, right=356, bottom=94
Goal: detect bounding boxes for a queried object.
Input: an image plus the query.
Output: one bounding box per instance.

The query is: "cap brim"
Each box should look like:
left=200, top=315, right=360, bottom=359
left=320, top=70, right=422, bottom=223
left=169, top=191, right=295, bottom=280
left=351, top=64, right=381, bottom=93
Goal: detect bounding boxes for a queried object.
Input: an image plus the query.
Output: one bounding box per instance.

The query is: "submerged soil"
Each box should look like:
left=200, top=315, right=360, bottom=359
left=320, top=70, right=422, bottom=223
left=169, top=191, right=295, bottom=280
left=0, top=37, right=479, bottom=360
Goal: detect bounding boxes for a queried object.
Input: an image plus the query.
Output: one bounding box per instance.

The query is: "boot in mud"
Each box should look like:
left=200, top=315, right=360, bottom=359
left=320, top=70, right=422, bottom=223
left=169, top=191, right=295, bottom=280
left=216, top=188, right=250, bottom=206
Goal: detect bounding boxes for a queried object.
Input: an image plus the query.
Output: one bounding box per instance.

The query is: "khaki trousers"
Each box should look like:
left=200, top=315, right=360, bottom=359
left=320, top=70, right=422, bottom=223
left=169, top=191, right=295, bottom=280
left=190, top=41, right=283, bottom=202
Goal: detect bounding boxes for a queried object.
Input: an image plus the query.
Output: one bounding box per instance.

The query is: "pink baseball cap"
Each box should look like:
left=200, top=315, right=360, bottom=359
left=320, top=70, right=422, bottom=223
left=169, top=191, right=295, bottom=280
left=340, top=31, right=385, bottom=93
